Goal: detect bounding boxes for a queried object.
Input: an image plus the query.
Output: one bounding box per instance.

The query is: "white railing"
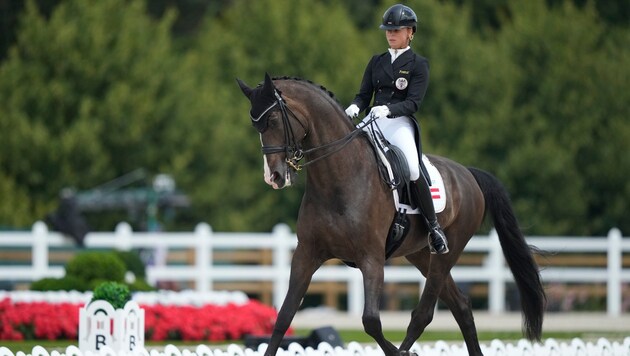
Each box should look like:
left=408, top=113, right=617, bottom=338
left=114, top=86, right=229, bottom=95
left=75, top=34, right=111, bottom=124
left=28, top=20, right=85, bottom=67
left=1, top=222, right=628, bottom=316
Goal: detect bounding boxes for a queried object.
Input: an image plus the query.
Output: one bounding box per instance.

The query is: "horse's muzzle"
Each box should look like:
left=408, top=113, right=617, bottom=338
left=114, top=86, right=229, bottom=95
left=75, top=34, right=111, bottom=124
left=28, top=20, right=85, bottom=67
left=263, top=156, right=293, bottom=189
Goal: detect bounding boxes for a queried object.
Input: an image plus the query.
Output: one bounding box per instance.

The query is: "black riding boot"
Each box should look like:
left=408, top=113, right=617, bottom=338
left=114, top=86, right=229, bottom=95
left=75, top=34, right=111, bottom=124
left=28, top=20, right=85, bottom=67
left=412, top=178, right=449, bottom=254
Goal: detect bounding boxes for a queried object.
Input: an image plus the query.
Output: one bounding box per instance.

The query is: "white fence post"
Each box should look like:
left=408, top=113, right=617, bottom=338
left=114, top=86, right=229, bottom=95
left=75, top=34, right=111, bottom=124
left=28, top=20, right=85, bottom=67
left=348, top=273, right=364, bottom=316
left=195, top=223, right=212, bottom=293
left=114, top=222, right=133, bottom=251
left=607, top=228, right=622, bottom=317
left=487, top=229, right=505, bottom=314
left=272, top=224, right=292, bottom=310
left=32, top=221, right=49, bottom=280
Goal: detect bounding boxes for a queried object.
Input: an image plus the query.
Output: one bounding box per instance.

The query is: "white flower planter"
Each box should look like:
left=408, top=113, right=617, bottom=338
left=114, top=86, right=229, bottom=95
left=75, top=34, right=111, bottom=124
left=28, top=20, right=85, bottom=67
left=78, top=300, right=145, bottom=354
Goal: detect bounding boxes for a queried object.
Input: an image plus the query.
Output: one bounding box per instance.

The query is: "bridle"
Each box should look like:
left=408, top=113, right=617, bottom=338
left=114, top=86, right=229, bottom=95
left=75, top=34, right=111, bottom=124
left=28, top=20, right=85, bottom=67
left=251, top=88, right=373, bottom=171
left=251, top=89, right=306, bottom=171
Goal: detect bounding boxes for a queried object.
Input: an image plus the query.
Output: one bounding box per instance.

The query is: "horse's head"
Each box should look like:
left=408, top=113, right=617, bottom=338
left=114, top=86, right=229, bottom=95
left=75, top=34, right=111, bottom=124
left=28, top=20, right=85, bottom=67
left=237, top=73, right=307, bottom=189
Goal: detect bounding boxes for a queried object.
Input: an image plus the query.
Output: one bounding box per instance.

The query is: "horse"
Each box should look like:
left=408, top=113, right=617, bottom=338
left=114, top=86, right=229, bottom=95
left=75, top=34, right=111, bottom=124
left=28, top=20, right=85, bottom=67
left=236, top=73, right=545, bottom=356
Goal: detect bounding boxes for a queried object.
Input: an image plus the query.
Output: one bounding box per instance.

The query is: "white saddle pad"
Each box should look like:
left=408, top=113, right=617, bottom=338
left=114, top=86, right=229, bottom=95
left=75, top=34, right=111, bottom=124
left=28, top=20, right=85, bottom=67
left=393, top=155, right=446, bottom=215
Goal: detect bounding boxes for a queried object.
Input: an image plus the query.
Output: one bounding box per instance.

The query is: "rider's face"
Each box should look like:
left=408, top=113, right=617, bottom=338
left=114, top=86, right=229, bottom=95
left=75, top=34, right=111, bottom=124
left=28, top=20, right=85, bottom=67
left=386, top=28, right=412, bottom=49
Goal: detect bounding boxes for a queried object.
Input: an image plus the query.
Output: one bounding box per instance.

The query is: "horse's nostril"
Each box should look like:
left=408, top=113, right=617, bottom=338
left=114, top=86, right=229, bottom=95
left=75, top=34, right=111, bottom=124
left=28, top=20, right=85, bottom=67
left=270, top=171, right=283, bottom=185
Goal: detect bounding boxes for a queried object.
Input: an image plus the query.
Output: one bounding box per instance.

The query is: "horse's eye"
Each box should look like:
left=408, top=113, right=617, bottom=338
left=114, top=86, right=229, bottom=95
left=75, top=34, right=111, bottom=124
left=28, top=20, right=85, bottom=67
left=268, top=115, right=279, bottom=129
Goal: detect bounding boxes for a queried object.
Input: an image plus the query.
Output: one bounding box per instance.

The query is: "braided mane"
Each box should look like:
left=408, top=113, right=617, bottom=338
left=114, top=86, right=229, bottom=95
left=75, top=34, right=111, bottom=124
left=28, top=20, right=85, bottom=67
left=272, top=76, right=342, bottom=107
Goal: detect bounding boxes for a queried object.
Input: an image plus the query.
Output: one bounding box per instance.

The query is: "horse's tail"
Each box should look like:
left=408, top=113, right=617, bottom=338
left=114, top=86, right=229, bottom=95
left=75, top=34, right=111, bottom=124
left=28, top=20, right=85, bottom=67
left=467, top=167, right=546, bottom=341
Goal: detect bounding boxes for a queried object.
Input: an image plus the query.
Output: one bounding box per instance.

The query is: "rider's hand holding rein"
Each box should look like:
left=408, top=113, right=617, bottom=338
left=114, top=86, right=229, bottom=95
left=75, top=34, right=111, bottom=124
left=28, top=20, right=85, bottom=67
left=356, top=105, right=391, bottom=129
left=344, top=104, right=390, bottom=120
left=369, top=105, right=390, bottom=119
left=345, top=104, right=360, bottom=118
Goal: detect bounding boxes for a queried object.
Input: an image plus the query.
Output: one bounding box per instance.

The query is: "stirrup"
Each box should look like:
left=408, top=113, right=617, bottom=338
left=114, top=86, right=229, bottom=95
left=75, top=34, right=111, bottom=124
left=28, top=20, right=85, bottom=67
left=428, top=224, right=449, bottom=255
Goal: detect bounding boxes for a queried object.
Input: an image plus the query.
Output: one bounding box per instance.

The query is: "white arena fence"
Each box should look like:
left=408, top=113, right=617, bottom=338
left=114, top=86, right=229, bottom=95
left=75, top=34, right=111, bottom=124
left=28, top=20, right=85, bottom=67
left=0, top=222, right=628, bottom=316
left=1, top=338, right=630, bottom=356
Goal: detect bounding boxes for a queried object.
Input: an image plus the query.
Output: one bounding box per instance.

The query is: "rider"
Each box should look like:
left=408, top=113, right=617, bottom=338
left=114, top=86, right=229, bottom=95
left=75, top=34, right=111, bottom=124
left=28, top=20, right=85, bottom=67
left=345, top=4, right=449, bottom=254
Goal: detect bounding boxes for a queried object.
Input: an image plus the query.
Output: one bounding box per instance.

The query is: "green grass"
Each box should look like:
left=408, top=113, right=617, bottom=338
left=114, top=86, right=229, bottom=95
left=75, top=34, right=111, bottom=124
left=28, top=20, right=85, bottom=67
left=1, top=330, right=627, bottom=353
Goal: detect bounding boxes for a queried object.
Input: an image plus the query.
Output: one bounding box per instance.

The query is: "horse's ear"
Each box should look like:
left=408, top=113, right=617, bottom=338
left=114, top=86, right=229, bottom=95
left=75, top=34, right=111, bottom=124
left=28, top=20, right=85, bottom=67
left=263, top=72, right=275, bottom=91
left=236, top=78, right=253, bottom=99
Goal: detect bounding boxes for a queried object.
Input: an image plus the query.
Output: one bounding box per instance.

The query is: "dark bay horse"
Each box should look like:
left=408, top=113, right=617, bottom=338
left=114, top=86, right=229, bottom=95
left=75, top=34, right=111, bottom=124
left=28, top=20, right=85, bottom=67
left=237, top=74, right=545, bottom=356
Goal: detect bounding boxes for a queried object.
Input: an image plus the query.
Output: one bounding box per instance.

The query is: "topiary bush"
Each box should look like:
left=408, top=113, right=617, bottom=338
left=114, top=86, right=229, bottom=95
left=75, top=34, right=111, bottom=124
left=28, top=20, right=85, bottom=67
left=65, top=251, right=126, bottom=284
left=30, top=249, right=156, bottom=292
left=127, top=279, right=154, bottom=291
left=29, top=275, right=89, bottom=291
left=91, top=281, right=131, bottom=309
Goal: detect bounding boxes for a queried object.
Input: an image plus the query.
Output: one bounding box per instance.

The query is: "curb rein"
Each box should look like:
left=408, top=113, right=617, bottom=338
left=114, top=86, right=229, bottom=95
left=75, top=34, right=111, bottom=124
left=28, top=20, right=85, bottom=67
left=251, top=89, right=372, bottom=172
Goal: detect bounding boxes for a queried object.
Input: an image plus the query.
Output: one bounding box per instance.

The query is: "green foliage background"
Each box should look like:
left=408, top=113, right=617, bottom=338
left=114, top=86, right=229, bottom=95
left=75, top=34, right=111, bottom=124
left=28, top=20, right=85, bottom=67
left=0, top=0, right=628, bottom=236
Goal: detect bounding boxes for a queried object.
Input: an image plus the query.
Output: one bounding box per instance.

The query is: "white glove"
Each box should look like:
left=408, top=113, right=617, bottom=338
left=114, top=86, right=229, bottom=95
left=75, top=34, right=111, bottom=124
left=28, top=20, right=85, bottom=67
left=345, top=104, right=360, bottom=118
left=369, top=105, right=390, bottom=119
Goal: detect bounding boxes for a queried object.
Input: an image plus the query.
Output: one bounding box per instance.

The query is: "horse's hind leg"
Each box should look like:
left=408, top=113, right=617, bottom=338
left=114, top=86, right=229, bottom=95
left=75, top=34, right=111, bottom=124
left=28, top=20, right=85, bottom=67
left=402, top=250, right=483, bottom=356
left=398, top=256, right=448, bottom=352
left=359, top=257, right=400, bottom=356
left=438, top=275, right=483, bottom=355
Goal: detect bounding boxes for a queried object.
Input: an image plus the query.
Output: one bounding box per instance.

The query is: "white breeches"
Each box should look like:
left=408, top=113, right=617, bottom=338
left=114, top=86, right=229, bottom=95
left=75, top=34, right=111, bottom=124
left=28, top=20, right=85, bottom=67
left=374, top=115, right=420, bottom=181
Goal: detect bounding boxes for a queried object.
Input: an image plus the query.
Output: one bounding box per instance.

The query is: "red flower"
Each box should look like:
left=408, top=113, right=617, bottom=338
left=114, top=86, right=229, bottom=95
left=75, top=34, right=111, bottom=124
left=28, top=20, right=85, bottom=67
left=0, top=297, right=285, bottom=342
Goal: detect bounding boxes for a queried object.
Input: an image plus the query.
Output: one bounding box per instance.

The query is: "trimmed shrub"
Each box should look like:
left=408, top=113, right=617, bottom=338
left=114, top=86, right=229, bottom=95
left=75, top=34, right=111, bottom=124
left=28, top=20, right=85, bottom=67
left=128, top=279, right=154, bottom=292
left=30, top=250, right=155, bottom=292
left=91, top=281, right=131, bottom=309
left=29, top=276, right=88, bottom=292
left=65, top=251, right=126, bottom=284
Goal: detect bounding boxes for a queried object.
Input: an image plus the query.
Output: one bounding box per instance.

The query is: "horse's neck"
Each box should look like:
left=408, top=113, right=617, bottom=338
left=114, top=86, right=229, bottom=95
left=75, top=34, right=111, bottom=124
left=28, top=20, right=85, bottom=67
left=278, top=82, right=382, bottom=195
left=303, top=116, right=380, bottom=194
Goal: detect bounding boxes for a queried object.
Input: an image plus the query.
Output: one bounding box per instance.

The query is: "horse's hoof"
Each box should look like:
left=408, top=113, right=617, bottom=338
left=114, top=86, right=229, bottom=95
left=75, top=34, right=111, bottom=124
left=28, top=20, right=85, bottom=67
left=399, top=351, right=418, bottom=356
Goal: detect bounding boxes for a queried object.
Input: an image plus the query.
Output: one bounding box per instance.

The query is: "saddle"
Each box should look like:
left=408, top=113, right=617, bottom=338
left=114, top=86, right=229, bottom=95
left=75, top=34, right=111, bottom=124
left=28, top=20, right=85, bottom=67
left=362, top=121, right=447, bottom=261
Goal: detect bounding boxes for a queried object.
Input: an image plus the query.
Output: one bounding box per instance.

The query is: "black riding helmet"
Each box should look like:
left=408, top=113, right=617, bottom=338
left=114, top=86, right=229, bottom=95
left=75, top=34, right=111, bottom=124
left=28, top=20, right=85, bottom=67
left=379, top=4, right=418, bottom=33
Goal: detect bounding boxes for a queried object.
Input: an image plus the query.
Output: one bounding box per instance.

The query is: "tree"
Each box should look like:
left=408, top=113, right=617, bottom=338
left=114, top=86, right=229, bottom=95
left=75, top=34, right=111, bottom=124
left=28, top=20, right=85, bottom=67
left=403, top=0, right=629, bottom=235
left=1, top=0, right=627, bottom=235
left=0, top=0, right=187, bottom=228
left=179, top=0, right=374, bottom=231
left=486, top=1, right=629, bottom=234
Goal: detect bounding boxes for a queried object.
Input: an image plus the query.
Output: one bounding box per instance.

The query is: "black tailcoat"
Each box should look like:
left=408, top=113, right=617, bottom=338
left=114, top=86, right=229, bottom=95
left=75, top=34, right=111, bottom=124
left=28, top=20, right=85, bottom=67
left=350, top=49, right=430, bottom=160
left=350, top=49, right=429, bottom=119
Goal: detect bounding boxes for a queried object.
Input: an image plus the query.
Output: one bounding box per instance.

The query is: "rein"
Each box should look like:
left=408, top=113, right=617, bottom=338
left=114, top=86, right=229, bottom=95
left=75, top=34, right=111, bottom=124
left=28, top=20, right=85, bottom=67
left=253, top=89, right=375, bottom=171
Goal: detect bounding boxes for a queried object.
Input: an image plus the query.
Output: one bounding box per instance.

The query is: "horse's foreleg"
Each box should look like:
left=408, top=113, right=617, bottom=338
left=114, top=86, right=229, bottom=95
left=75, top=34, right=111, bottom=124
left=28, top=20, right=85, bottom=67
left=265, top=245, right=321, bottom=356
left=360, top=259, right=399, bottom=356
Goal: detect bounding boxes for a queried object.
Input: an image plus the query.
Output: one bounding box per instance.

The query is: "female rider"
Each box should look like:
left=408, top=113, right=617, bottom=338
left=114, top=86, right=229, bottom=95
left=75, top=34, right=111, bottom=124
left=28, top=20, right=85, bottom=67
left=345, top=4, right=448, bottom=254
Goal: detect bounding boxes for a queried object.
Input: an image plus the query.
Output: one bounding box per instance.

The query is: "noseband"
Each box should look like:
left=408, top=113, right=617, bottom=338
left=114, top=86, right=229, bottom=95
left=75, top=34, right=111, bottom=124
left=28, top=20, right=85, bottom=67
left=251, top=88, right=370, bottom=171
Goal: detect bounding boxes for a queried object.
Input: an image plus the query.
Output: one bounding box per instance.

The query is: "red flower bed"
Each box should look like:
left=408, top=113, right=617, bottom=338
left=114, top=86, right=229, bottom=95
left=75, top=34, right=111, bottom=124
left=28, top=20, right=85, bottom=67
left=0, top=298, right=288, bottom=341
left=0, top=299, right=79, bottom=340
